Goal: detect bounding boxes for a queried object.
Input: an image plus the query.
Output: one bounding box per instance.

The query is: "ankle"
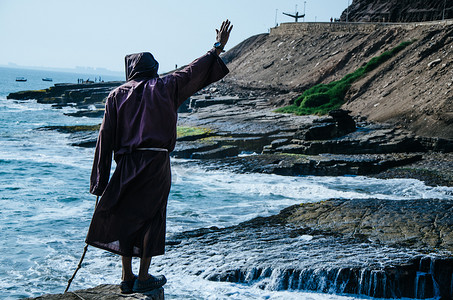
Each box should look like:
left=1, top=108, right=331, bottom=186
left=137, top=273, right=151, bottom=282
left=122, top=274, right=136, bottom=282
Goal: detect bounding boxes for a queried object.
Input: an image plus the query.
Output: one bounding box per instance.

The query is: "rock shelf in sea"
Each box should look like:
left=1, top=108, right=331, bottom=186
left=7, top=81, right=123, bottom=116
left=163, top=198, right=453, bottom=298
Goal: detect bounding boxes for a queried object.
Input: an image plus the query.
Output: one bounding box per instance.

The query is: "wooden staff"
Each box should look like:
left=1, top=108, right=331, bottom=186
left=64, top=196, right=99, bottom=293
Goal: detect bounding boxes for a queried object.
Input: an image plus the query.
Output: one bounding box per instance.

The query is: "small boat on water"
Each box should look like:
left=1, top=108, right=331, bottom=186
left=42, top=77, right=53, bottom=82
left=16, top=77, right=27, bottom=82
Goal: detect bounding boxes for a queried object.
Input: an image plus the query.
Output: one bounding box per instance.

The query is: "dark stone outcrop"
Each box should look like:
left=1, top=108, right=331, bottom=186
left=189, top=95, right=242, bottom=109
left=64, top=110, right=106, bottom=118
left=341, top=0, right=453, bottom=23
left=201, top=258, right=453, bottom=298
left=172, top=140, right=221, bottom=158
left=37, top=125, right=100, bottom=148
left=191, top=145, right=239, bottom=159
left=206, top=153, right=423, bottom=177
left=288, top=199, right=453, bottom=251
left=304, top=109, right=356, bottom=140
left=7, top=82, right=123, bottom=113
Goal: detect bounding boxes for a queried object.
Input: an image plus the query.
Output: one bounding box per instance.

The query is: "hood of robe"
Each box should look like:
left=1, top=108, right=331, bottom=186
left=125, top=52, right=159, bottom=81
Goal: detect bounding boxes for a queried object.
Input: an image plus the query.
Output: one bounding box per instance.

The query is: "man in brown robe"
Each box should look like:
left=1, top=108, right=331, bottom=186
left=86, top=20, right=233, bottom=293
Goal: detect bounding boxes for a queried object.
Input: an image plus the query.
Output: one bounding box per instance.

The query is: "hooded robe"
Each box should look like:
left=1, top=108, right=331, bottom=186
left=86, top=49, right=229, bottom=257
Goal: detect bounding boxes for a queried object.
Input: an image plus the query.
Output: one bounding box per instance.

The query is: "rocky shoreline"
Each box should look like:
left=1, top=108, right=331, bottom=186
left=11, top=81, right=453, bottom=299
left=10, top=81, right=453, bottom=185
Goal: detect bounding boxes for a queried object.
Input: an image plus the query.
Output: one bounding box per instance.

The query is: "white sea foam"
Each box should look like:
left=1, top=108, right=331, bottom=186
left=162, top=273, right=359, bottom=299
left=57, top=251, right=359, bottom=300
left=172, top=165, right=453, bottom=202
left=163, top=164, right=453, bottom=241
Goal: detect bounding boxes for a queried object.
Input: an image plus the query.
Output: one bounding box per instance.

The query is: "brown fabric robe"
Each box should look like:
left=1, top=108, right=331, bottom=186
left=86, top=49, right=229, bottom=257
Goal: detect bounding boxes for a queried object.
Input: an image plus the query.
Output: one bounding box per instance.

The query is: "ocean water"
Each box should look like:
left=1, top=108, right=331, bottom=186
left=1, top=67, right=452, bottom=299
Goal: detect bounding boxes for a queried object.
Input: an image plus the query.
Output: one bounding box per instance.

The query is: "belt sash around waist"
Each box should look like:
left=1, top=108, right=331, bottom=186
left=136, top=147, right=168, bottom=152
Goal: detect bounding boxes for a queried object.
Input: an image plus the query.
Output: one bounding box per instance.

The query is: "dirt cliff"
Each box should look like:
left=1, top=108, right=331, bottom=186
left=222, top=20, right=453, bottom=139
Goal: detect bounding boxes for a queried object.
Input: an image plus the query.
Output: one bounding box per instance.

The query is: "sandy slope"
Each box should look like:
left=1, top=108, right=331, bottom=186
left=222, top=21, right=453, bottom=139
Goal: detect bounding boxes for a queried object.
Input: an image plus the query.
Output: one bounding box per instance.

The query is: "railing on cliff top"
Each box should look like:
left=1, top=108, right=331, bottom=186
left=270, top=19, right=453, bottom=35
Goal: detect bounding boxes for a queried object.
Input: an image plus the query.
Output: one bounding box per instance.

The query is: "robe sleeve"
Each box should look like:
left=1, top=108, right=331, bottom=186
left=168, top=48, right=229, bottom=107
left=90, top=95, right=117, bottom=196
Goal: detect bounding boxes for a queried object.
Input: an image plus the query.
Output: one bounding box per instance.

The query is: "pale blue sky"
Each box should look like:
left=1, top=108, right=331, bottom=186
left=0, top=0, right=348, bottom=73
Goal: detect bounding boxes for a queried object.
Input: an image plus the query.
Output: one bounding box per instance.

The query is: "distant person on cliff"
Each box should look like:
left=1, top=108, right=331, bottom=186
left=86, top=20, right=233, bottom=294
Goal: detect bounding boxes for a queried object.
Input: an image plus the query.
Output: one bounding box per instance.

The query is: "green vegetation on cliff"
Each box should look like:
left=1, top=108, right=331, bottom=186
left=276, top=41, right=413, bottom=115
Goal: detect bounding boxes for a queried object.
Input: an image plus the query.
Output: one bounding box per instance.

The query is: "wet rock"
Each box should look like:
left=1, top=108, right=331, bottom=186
left=268, top=132, right=295, bottom=140
left=288, top=199, right=453, bottom=251
left=65, top=88, right=109, bottom=104
left=64, top=109, right=105, bottom=118
left=162, top=199, right=453, bottom=299
left=419, top=136, right=453, bottom=152
left=304, top=109, right=356, bottom=141
left=171, top=141, right=220, bottom=158
left=295, top=129, right=426, bottom=155
left=227, top=136, right=269, bottom=152
left=70, top=133, right=98, bottom=148
left=270, top=138, right=289, bottom=148
left=329, top=109, right=356, bottom=136
left=271, top=144, right=306, bottom=154
left=178, top=100, right=311, bottom=140
left=7, top=82, right=123, bottom=108
left=25, top=285, right=164, bottom=299
left=365, top=152, right=453, bottom=187
left=192, top=145, right=239, bottom=159
left=7, top=89, right=48, bottom=101
left=37, top=125, right=100, bottom=148
left=177, top=98, right=191, bottom=113
left=38, top=125, right=101, bottom=134
left=190, top=97, right=240, bottom=109
left=215, top=153, right=423, bottom=176
left=176, top=131, right=212, bottom=142
left=304, top=123, right=337, bottom=140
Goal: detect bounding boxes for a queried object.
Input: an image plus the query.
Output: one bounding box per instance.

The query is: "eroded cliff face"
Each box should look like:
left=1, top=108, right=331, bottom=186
left=341, top=0, right=452, bottom=23
left=344, top=24, right=453, bottom=139
left=223, top=21, right=453, bottom=139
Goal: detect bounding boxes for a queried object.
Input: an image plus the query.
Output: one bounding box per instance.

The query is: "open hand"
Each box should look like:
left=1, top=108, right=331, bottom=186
left=215, top=19, right=233, bottom=53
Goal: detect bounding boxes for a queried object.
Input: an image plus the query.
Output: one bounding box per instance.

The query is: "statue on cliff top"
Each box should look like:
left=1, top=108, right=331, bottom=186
left=283, top=11, right=305, bottom=22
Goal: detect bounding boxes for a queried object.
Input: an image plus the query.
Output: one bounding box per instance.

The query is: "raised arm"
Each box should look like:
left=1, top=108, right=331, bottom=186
left=166, top=20, right=233, bottom=107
